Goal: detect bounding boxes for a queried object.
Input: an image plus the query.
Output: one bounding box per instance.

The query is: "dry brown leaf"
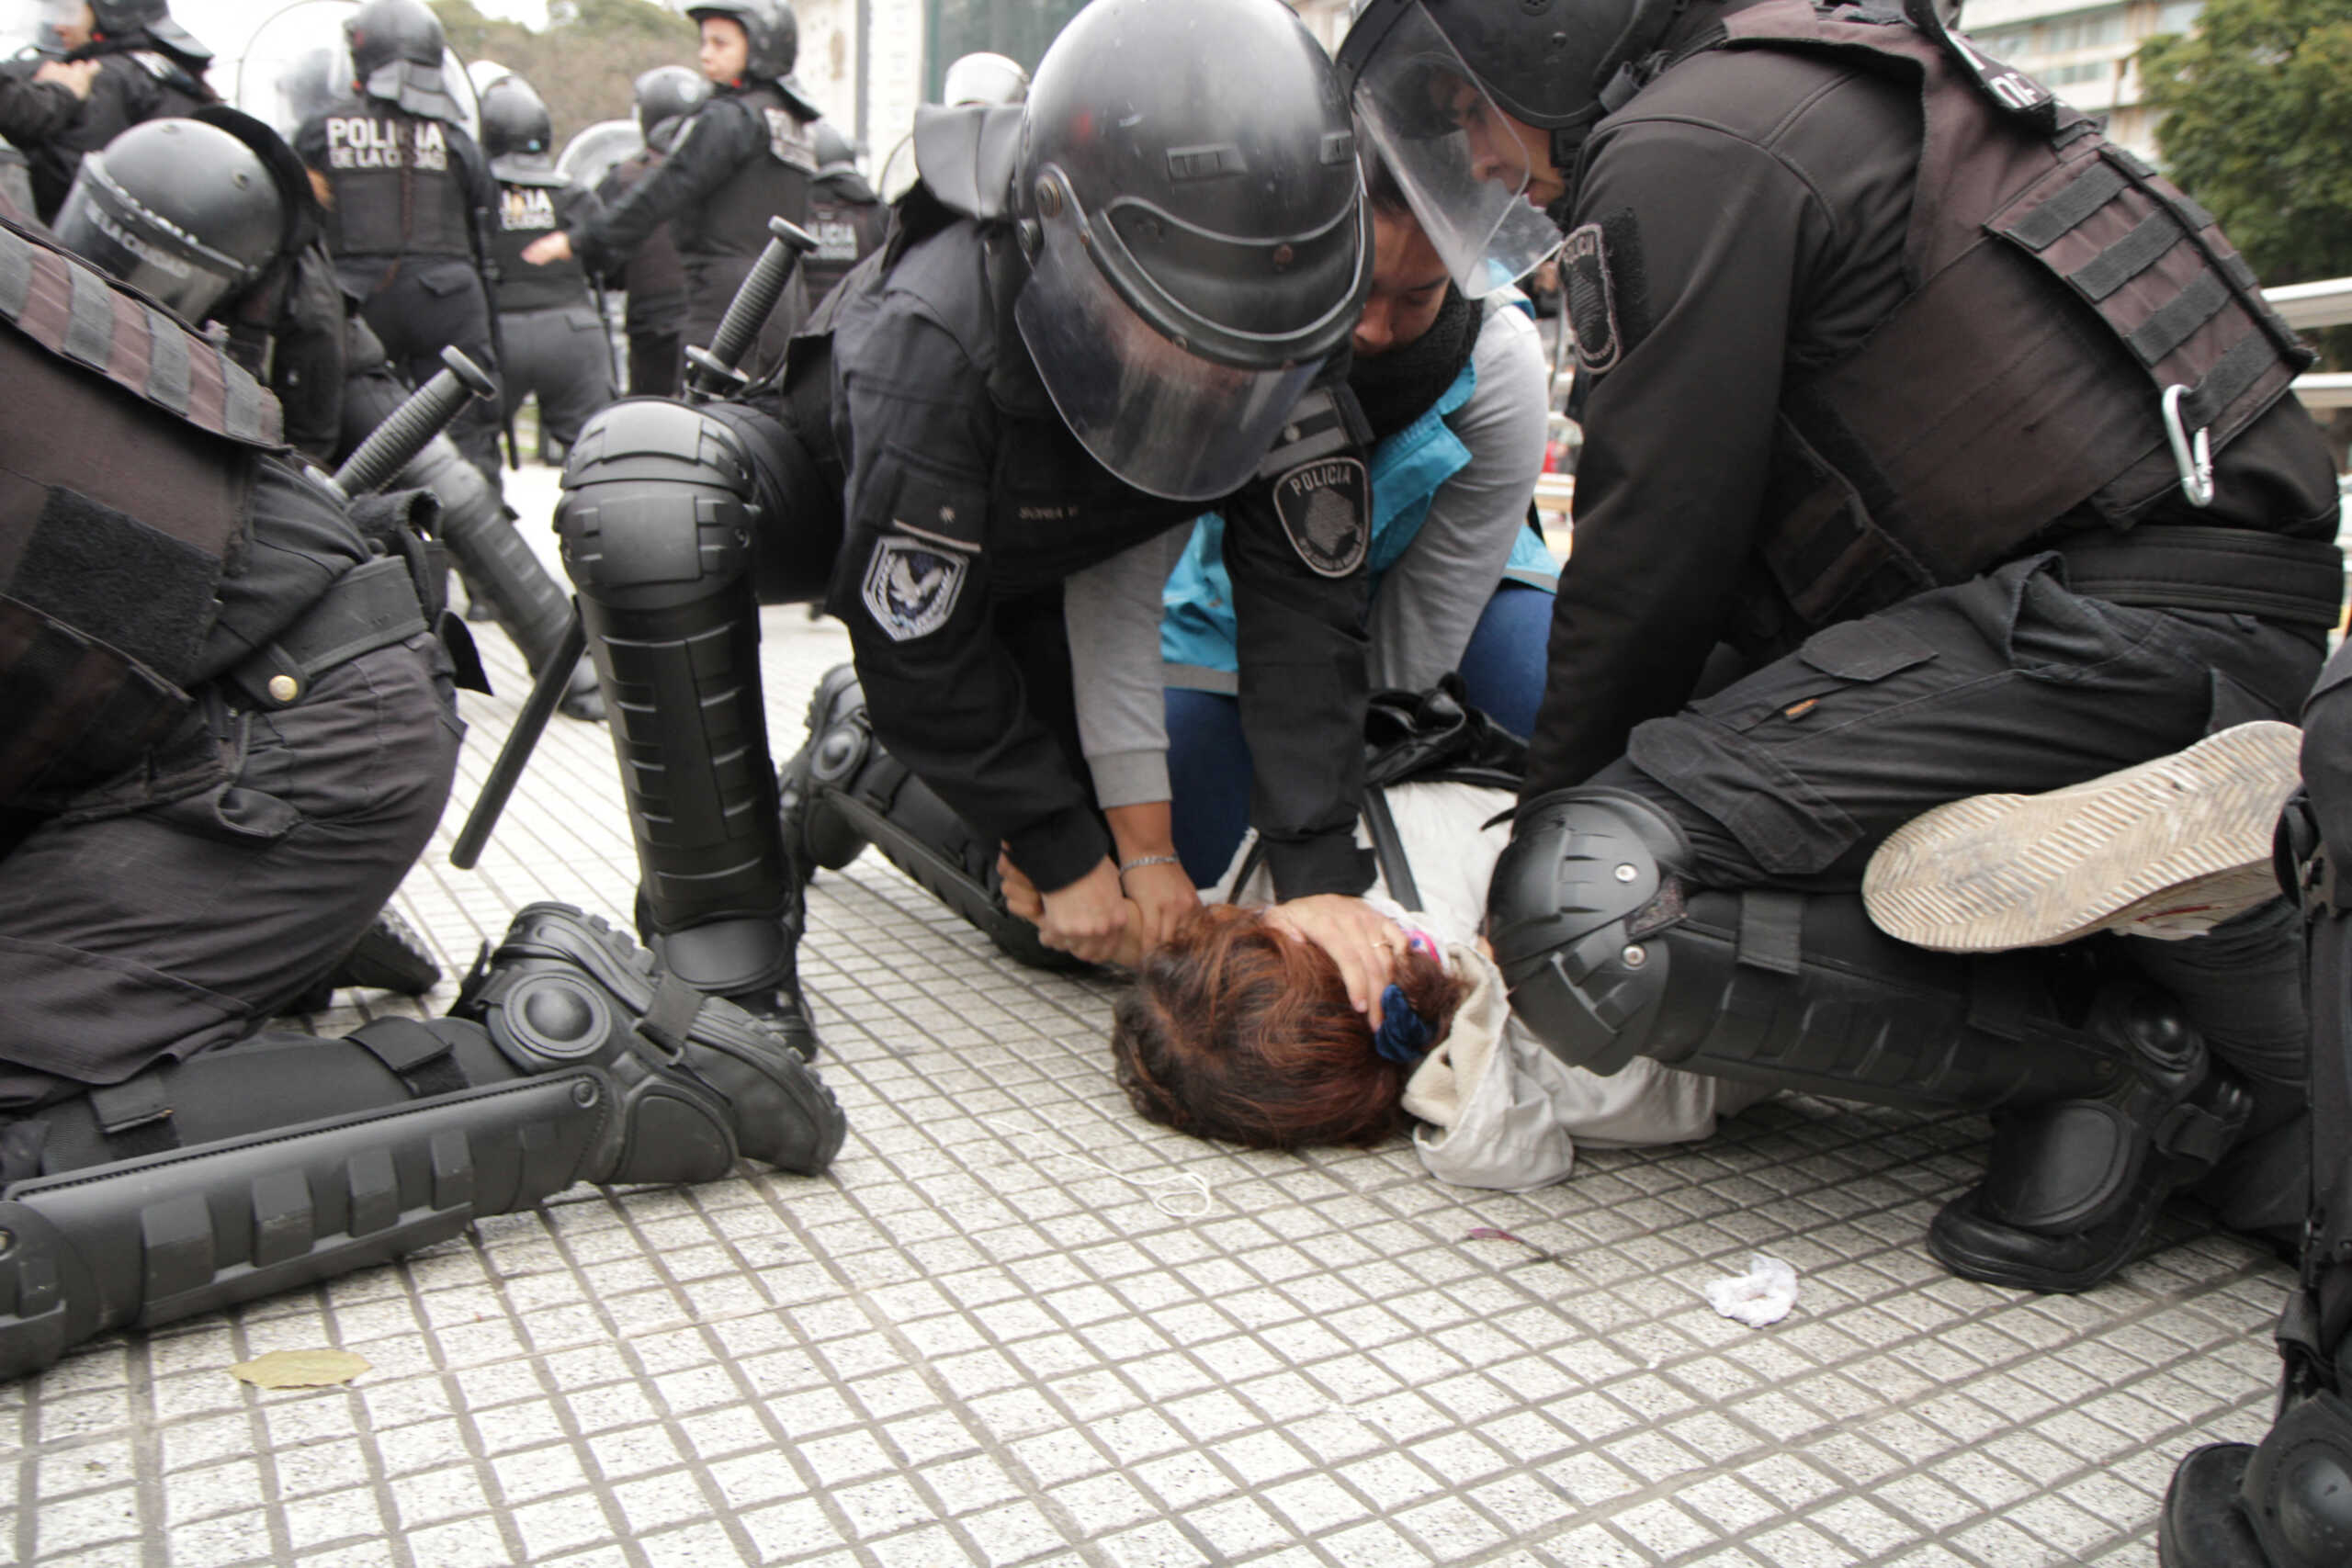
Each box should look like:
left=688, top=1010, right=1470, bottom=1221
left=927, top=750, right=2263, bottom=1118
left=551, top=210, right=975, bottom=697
left=227, top=1348, right=370, bottom=1390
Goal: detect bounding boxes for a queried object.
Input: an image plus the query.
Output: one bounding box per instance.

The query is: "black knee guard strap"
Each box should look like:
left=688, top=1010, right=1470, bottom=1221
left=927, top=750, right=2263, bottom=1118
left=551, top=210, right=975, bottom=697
left=560, top=400, right=795, bottom=993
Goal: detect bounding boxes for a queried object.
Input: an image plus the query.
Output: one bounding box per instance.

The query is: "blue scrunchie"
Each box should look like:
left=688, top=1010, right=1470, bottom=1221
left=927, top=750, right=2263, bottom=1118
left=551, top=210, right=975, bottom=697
left=1373, top=983, right=1435, bottom=1065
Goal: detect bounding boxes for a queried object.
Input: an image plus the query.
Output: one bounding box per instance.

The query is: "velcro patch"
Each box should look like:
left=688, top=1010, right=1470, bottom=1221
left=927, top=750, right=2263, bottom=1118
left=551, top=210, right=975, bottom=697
left=1272, top=456, right=1369, bottom=578
left=1562, top=222, right=1621, bottom=377
left=860, top=535, right=969, bottom=642
left=765, top=108, right=818, bottom=172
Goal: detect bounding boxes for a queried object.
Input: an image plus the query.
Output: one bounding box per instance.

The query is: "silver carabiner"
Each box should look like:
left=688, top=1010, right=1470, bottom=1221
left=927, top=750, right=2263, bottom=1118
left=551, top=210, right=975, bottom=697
left=2161, top=383, right=2215, bottom=508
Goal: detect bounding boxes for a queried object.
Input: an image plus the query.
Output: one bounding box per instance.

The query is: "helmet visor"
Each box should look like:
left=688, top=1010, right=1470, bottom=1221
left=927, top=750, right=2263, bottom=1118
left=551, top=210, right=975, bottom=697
left=1350, top=2, right=1563, bottom=298
left=1015, top=182, right=1325, bottom=503
left=54, top=164, right=244, bottom=321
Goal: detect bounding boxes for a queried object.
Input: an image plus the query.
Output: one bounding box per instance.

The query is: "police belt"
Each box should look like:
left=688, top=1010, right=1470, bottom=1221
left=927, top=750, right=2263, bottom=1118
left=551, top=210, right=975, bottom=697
left=2055, top=525, right=2346, bottom=629
left=227, top=555, right=429, bottom=711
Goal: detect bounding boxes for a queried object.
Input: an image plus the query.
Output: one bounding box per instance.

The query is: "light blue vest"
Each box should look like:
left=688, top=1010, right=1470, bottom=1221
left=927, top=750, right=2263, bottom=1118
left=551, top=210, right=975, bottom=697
left=1160, top=352, right=1557, bottom=685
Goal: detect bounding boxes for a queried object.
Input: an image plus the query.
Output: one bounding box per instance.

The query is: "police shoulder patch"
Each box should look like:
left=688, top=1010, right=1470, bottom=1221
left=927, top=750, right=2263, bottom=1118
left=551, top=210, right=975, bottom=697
left=861, top=535, right=970, bottom=642
left=1561, top=221, right=1622, bottom=378
left=1272, top=456, right=1370, bottom=578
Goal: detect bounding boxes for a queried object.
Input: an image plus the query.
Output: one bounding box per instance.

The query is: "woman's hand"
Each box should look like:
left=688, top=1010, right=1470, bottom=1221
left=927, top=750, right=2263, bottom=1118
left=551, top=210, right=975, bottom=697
left=1264, top=895, right=1400, bottom=1027
left=520, top=231, right=572, bottom=266
left=1119, top=859, right=1199, bottom=952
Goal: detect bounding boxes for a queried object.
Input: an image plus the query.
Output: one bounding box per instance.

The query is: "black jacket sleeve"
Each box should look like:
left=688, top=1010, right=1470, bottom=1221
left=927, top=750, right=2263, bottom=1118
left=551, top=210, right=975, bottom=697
left=1521, top=123, right=1823, bottom=796
left=1222, top=458, right=1376, bottom=900
left=0, top=71, right=79, bottom=149
left=569, top=99, right=757, bottom=276
left=832, top=298, right=1112, bottom=893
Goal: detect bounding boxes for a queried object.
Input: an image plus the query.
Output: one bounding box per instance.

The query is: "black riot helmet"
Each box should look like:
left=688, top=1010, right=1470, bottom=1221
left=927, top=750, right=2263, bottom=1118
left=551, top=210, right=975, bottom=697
left=53, top=115, right=285, bottom=321
left=88, top=0, right=209, bottom=62
left=1338, top=0, right=1669, bottom=294
left=633, top=63, right=711, bottom=137
left=1010, top=0, right=1371, bottom=502
left=346, top=0, right=464, bottom=123
left=686, top=0, right=797, bottom=83
left=479, top=71, right=553, bottom=170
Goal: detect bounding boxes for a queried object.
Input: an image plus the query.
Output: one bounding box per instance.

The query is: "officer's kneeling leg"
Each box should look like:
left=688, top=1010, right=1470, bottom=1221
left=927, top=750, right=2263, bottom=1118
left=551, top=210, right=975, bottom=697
left=559, top=400, right=816, bottom=1044
left=775, top=665, right=1088, bottom=972
left=0, top=904, right=845, bottom=1382
left=1489, top=788, right=2251, bottom=1292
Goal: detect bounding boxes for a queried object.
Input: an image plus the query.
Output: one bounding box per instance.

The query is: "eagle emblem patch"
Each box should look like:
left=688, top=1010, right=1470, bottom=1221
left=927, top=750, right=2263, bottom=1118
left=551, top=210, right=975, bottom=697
left=1272, top=456, right=1369, bottom=578
left=1562, top=222, right=1621, bottom=377
left=861, top=536, right=968, bottom=642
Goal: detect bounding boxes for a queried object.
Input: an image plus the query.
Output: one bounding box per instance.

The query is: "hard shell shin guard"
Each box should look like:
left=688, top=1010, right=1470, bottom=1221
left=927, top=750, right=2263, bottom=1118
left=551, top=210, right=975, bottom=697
left=559, top=400, right=797, bottom=998
left=1491, top=789, right=2248, bottom=1290
left=402, top=433, right=604, bottom=720
left=786, top=671, right=1083, bottom=971
left=0, top=903, right=844, bottom=1382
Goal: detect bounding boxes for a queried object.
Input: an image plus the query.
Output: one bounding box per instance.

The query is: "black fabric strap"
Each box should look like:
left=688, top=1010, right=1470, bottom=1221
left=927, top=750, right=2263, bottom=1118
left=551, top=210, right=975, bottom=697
left=1362, top=787, right=1421, bottom=913
left=351, top=1018, right=469, bottom=1098
left=1735, top=891, right=1804, bottom=976
left=2068, top=210, right=2181, bottom=303
left=87, top=1075, right=178, bottom=1157
left=635, top=971, right=704, bottom=1056
left=2007, top=162, right=2127, bottom=252
left=228, top=556, right=428, bottom=710
left=2127, top=272, right=2231, bottom=367
left=2184, top=329, right=2281, bottom=429
left=2060, top=525, right=2346, bottom=628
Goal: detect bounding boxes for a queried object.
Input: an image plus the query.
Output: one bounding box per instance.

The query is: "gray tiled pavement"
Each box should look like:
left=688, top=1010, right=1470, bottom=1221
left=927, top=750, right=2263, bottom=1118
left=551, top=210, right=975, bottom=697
left=6, top=466, right=2301, bottom=1566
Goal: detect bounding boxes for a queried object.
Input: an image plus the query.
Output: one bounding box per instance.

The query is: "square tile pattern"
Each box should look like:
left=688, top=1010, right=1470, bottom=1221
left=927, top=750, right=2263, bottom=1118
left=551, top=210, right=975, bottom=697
left=8, top=468, right=2297, bottom=1564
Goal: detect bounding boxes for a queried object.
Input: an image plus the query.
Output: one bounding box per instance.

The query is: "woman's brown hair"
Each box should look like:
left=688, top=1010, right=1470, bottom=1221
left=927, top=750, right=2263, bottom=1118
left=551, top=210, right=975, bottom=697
left=1110, top=905, right=1468, bottom=1149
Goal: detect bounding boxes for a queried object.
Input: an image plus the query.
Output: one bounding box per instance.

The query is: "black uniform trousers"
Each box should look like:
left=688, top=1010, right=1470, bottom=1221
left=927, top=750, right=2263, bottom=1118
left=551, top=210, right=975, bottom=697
left=0, top=631, right=462, bottom=1111
left=1596, top=550, right=2324, bottom=1236
left=499, top=303, right=616, bottom=458
left=358, top=260, right=505, bottom=483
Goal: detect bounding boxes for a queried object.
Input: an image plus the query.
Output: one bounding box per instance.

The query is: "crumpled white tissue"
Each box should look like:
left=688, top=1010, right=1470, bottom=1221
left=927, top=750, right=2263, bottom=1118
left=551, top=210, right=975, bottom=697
left=1705, top=1253, right=1799, bottom=1327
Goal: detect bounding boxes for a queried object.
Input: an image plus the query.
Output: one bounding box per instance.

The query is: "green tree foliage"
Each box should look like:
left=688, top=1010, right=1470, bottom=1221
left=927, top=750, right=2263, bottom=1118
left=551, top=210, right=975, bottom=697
left=431, top=0, right=696, bottom=152
left=2138, top=0, right=2352, bottom=288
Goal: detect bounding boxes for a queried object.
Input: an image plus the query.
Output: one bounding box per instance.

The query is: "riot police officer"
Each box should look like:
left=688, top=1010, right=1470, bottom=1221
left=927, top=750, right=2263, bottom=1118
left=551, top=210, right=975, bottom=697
left=553, top=0, right=1394, bottom=1055
left=15, top=0, right=211, bottom=220
left=521, top=0, right=819, bottom=386
left=294, top=0, right=504, bottom=484
left=594, top=64, right=708, bottom=398
left=1341, top=0, right=2345, bottom=1293
left=2159, top=651, right=2352, bottom=1567
left=52, top=108, right=604, bottom=722
left=479, top=70, right=614, bottom=457
left=798, top=119, right=884, bottom=309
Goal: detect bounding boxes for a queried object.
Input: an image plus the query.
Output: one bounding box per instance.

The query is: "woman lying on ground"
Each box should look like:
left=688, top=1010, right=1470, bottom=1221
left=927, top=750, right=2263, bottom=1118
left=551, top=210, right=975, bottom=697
left=1006, top=776, right=1770, bottom=1190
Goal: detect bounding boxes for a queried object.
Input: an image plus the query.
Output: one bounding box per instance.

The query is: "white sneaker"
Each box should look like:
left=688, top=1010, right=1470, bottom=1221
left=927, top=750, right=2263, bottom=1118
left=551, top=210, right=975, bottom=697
left=1861, top=721, right=2303, bottom=952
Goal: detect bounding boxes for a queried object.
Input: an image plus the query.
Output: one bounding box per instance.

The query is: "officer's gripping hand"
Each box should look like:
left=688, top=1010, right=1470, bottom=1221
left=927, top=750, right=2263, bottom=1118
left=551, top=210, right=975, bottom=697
left=1036, top=856, right=1136, bottom=966
left=521, top=231, right=573, bottom=266
left=1002, top=850, right=1148, bottom=968
left=1120, top=860, right=1200, bottom=953
left=1264, top=896, right=1400, bottom=1029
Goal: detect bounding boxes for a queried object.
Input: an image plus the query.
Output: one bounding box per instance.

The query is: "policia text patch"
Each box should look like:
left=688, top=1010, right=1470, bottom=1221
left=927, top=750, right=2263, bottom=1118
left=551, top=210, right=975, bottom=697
left=1272, top=456, right=1370, bottom=578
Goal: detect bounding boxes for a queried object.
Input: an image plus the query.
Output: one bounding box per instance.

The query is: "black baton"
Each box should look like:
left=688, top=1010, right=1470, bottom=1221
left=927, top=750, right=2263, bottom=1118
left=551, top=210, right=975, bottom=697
left=684, top=216, right=818, bottom=402
left=331, top=346, right=499, bottom=498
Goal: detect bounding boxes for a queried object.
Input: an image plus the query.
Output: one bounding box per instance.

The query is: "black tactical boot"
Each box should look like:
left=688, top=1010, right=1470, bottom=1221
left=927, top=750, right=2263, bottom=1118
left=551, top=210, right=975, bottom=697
left=289, top=908, right=443, bottom=1012
left=1928, top=987, right=2252, bottom=1293
left=776, top=663, right=874, bottom=877
left=456, top=903, right=842, bottom=1174
left=2161, top=1395, right=2352, bottom=1566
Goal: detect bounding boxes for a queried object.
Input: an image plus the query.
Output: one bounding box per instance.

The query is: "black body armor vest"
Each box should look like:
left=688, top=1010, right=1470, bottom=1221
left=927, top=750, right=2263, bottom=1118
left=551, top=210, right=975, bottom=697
left=315, top=106, right=474, bottom=262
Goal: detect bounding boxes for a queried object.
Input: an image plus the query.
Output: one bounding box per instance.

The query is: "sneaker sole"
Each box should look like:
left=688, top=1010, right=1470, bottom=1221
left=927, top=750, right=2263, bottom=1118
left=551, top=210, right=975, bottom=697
left=1862, top=721, right=2301, bottom=953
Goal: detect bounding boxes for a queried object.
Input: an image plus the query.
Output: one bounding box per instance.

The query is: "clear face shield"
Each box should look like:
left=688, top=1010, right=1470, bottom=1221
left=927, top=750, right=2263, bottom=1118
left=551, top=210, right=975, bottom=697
left=1014, top=172, right=1329, bottom=504
left=1350, top=2, right=1565, bottom=298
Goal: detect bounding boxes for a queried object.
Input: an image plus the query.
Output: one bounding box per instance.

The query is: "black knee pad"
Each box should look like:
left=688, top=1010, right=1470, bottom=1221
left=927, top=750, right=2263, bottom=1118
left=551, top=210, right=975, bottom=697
left=1486, top=788, right=1692, bottom=1074
left=558, top=397, right=760, bottom=610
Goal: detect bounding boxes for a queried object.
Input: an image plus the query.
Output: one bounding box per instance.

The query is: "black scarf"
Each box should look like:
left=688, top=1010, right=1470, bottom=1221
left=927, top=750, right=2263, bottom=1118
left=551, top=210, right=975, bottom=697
left=1347, top=286, right=1478, bottom=446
